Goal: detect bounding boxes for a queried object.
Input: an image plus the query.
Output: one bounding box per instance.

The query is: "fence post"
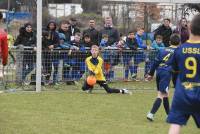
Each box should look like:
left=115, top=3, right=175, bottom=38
left=36, top=0, right=42, bottom=92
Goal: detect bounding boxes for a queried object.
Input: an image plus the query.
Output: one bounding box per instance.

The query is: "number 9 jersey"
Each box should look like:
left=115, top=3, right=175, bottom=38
left=167, top=40, right=200, bottom=127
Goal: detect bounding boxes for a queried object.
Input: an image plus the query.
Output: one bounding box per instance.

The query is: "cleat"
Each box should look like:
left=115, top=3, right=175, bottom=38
left=86, top=89, right=92, bottom=94
left=147, top=112, right=154, bottom=121
left=131, top=74, right=140, bottom=81
left=131, top=73, right=137, bottom=79
left=122, top=89, right=132, bottom=95
left=132, top=78, right=140, bottom=81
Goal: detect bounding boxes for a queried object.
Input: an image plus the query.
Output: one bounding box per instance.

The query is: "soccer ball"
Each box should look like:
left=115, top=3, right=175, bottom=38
left=87, top=76, right=96, bottom=86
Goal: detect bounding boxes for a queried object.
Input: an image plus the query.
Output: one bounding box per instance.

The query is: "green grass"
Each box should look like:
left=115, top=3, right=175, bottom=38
left=0, top=82, right=199, bottom=134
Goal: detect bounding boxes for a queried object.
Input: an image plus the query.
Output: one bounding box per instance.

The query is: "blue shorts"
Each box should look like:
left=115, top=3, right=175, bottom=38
left=156, top=69, right=171, bottom=93
left=167, top=78, right=200, bottom=127
left=167, top=111, right=200, bottom=128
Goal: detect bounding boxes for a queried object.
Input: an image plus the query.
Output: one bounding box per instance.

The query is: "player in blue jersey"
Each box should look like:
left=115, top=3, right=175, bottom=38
left=146, top=34, right=180, bottom=121
left=167, top=14, right=200, bottom=134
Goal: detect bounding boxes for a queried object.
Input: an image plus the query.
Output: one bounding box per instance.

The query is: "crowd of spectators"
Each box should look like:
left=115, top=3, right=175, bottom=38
left=12, top=16, right=189, bottom=85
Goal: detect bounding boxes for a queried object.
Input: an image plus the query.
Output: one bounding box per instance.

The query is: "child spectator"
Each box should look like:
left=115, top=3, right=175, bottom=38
left=99, top=34, right=115, bottom=81
left=100, top=34, right=109, bottom=47
left=151, top=35, right=165, bottom=50
left=69, top=33, right=86, bottom=81
left=82, top=34, right=93, bottom=48
left=134, top=27, right=148, bottom=80
left=58, top=33, right=71, bottom=49
left=123, top=31, right=138, bottom=81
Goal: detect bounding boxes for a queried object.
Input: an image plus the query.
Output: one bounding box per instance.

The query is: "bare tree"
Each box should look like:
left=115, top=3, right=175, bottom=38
left=186, top=3, right=200, bottom=12
left=82, top=0, right=102, bottom=14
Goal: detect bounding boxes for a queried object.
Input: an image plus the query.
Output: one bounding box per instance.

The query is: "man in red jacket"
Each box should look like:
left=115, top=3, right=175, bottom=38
left=0, top=12, right=8, bottom=78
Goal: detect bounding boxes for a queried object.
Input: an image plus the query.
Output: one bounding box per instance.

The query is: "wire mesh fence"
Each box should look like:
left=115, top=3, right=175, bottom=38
left=1, top=46, right=158, bottom=90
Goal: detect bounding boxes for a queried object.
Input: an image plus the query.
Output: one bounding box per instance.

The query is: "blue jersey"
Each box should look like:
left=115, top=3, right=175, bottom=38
left=149, top=46, right=177, bottom=76
left=171, top=41, right=200, bottom=112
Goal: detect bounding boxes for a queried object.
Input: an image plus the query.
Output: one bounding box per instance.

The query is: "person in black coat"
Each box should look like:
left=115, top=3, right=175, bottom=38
left=14, top=23, right=36, bottom=83
left=99, top=16, right=120, bottom=46
left=68, top=18, right=80, bottom=41
left=99, top=16, right=120, bottom=81
left=42, top=21, right=59, bottom=84
left=83, top=19, right=99, bottom=45
left=154, top=18, right=172, bottom=47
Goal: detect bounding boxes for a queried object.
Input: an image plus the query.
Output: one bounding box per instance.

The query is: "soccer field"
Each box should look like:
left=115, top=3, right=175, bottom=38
left=0, top=82, right=199, bottom=134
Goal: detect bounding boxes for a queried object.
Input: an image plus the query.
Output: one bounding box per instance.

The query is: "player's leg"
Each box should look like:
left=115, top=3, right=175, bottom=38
left=192, top=113, right=200, bottom=128
left=147, top=91, right=163, bottom=121
left=82, top=80, right=93, bottom=92
left=123, top=53, right=131, bottom=80
left=163, top=92, right=170, bottom=115
left=168, top=124, right=181, bottom=134
left=172, top=73, right=177, bottom=88
left=132, top=52, right=139, bottom=79
left=167, top=105, right=190, bottom=133
left=147, top=73, right=162, bottom=121
left=160, top=72, right=171, bottom=115
left=97, top=81, right=131, bottom=94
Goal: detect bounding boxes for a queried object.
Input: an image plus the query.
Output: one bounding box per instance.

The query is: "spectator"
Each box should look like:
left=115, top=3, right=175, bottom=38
left=58, top=20, right=71, bottom=42
left=82, top=34, right=93, bottom=48
left=42, top=21, right=59, bottom=85
left=134, top=27, right=149, bottom=80
left=100, top=34, right=109, bottom=47
left=69, top=18, right=80, bottom=41
left=99, top=16, right=120, bottom=46
left=151, top=35, right=165, bottom=50
left=58, top=33, right=71, bottom=49
left=58, top=20, right=73, bottom=84
left=154, top=18, right=172, bottom=47
left=123, top=31, right=138, bottom=81
left=14, top=23, right=36, bottom=84
left=99, top=17, right=119, bottom=81
left=99, top=34, right=111, bottom=80
left=174, top=18, right=189, bottom=43
left=83, top=19, right=99, bottom=45
left=69, top=32, right=86, bottom=81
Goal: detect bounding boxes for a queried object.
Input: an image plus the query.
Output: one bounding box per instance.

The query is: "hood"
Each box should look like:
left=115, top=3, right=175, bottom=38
left=47, top=20, right=57, bottom=31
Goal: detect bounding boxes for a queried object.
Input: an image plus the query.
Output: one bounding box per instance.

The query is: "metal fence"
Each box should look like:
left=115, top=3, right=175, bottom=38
left=1, top=46, right=158, bottom=89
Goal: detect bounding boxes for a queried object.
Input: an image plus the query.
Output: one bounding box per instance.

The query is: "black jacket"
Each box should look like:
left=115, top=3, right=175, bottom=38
left=99, top=27, right=120, bottom=46
left=14, top=27, right=36, bottom=47
left=68, top=25, right=80, bottom=36
left=43, top=21, right=59, bottom=49
left=83, top=28, right=99, bottom=45
left=154, top=25, right=172, bottom=47
left=126, top=38, right=138, bottom=50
